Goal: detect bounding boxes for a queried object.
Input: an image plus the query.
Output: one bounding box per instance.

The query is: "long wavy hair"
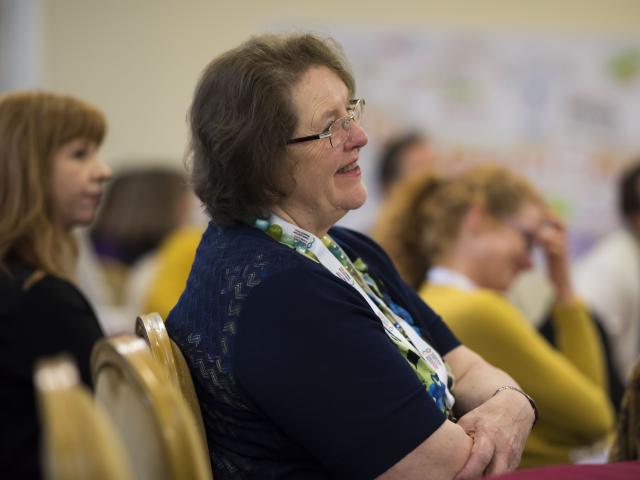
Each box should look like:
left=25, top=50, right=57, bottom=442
left=0, top=91, right=106, bottom=281
left=372, top=164, right=544, bottom=289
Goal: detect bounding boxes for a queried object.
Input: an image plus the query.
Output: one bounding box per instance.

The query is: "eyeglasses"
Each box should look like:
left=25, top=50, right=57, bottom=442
left=506, top=221, right=538, bottom=252
left=286, top=98, right=365, bottom=148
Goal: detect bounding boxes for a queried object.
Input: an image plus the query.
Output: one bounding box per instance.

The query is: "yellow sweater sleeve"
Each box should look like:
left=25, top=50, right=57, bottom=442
left=421, top=284, right=614, bottom=447
left=551, top=300, right=607, bottom=390
left=144, top=227, right=203, bottom=319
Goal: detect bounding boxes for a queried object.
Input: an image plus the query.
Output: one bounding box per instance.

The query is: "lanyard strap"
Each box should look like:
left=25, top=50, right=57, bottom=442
left=257, top=214, right=455, bottom=411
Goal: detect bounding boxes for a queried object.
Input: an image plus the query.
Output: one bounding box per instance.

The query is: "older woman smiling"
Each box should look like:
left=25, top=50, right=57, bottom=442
left=167, top=33, right=535, bottom=480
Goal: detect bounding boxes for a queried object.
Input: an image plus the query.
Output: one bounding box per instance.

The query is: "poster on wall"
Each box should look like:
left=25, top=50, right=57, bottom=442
left=326, top=28, right=640, bottom=256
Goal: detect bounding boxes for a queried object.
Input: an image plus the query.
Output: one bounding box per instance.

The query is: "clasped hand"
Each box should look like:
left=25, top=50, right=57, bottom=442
left=454, top=390, right=534, bottom=479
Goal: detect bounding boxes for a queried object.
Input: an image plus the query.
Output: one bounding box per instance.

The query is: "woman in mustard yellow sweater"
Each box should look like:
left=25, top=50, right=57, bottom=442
left=373, top=165, right=614, bottom=468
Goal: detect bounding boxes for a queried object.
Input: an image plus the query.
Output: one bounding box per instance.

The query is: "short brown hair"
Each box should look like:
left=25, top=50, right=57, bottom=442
left=0, top=91, right=106, bottom=279
left=188, top=33, right=355, bottom=225
left=372, top=164, right=545, bottom=288
left=378, top=132, right=428, bottom=193
left=90, top=168, right=188, bottom=265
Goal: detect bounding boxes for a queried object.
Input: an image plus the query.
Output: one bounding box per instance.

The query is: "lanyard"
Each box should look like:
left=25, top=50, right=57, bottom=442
left=256, top=214, right=455, bottom=412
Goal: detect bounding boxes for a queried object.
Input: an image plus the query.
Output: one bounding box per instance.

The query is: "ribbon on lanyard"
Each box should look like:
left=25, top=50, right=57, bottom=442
left=256, top=214, right=455, bottom=415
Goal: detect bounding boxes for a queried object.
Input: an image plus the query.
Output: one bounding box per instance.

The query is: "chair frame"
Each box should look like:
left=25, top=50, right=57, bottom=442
left=35, top=355, right=134, bottom=480
left=135, top=312, right=210, bottom=454
left=91, top=336, right=212, bottom=480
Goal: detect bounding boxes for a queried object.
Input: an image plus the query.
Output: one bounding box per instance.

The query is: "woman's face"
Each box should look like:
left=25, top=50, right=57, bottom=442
left=278, top=66, right=368, bottom=233
left=470, top=202, right=545, bottom=292
left=51, top=138, right=112, bottom=229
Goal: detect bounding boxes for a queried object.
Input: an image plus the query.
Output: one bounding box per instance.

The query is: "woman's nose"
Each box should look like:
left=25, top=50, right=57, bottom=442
left=94, top=156, right=112, bottom=182
left=347, top=121, right=368, bottom=149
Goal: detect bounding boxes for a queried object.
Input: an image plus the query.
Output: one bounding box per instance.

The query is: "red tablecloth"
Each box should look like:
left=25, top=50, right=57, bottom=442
left=496, top=461, right=640, bottom=479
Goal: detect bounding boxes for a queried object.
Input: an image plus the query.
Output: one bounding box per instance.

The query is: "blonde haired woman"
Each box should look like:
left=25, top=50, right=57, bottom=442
left=0, top=91, right=111, bottom=478
left=373, top=165, right=614, bottom=468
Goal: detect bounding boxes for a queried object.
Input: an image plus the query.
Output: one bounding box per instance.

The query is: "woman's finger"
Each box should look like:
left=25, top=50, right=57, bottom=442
left=454, top=433, right=495, bottom=480
left=483, top=447, right=511, bottom=477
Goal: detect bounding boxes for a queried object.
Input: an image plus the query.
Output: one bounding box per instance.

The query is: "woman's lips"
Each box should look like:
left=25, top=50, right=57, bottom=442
left=86, top=193, right=103, bottom=204
left=336, top=160, right=360, bottom=175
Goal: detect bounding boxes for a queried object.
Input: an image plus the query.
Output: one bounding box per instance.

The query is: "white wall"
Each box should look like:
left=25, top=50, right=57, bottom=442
left=0, top=0, right=43, bottom=91
left=24, top=0, right=640, bottom=170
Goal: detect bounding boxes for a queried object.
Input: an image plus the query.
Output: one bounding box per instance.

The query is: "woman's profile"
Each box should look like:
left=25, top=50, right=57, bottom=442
left=0, top=91, right=111, bottom=478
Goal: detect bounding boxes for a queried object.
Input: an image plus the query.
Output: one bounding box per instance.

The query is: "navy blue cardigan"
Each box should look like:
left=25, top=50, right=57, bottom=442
left=167, top=222, right=459, bottom=479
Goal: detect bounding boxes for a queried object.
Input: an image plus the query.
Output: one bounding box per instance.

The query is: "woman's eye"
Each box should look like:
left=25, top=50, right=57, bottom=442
left=71, top=148, right=88, bottom=159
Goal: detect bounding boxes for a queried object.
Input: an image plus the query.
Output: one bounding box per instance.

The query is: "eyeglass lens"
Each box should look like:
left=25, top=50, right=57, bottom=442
left=329, top=100, right=363, bottom=148
left=514, top=224, right=536, bottom=251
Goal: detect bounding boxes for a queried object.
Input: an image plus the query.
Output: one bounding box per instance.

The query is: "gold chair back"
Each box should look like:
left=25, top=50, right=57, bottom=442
left=91, top=335, right=212, bottom=480
left=35, top=355, right=134, bottom=480
left=135, top=312, right=209, bottom=454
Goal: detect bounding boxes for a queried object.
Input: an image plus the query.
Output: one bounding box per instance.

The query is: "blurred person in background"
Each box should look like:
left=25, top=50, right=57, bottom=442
left=77, top=167, right=197, bottom=331
left=89, top=167, right=190, bottom=275
left=378, top=131, right=436, bottom=197
left=373, top=165, right=614, bottom=468
left=0, top=91, right=110, bottom=478
left=574, top=158, right=640, bottom=386
left=168, top=33, right=536, bottom=479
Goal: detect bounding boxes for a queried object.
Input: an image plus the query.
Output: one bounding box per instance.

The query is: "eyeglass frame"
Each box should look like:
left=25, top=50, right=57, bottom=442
left=505, top=220, right=539, bottom=252
left=286, top=98, right=365, bottom=148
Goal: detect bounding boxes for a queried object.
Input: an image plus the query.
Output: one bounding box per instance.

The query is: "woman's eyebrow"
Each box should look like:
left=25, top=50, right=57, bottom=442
left=311, top=107, right=341, bottom=130
left=315, top=100, right=354, bottom=128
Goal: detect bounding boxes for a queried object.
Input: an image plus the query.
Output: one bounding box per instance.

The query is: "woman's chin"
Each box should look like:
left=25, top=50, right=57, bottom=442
left=481, top=275, right=512, bottom=293
left=347, top=186, right=368, bottom=211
